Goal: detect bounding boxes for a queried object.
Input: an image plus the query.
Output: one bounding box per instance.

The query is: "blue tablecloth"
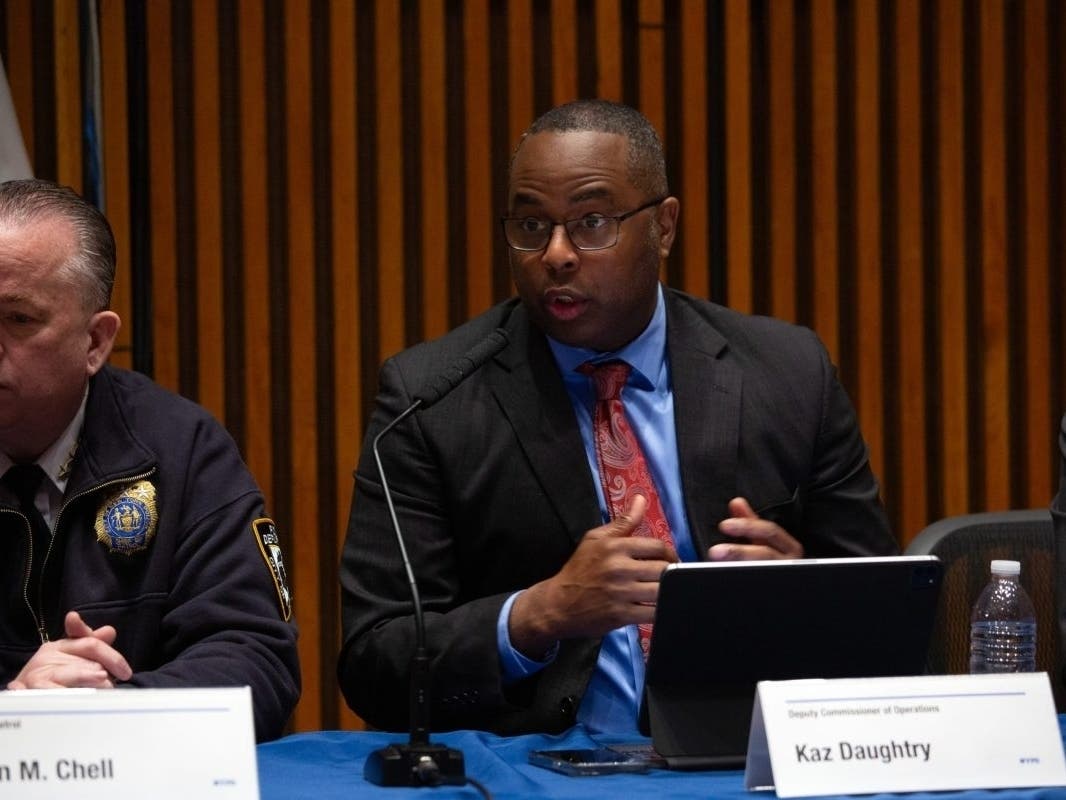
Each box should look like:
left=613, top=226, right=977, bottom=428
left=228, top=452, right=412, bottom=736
left=257, top=719, right=1066, bottom=800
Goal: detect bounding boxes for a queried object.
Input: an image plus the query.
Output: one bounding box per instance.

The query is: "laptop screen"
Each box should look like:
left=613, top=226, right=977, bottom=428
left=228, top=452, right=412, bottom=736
left=640, top=556, right=943, bottom=769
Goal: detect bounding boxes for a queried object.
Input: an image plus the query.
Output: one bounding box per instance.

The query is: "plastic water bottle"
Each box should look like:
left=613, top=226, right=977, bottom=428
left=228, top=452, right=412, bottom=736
left=969, top=559, right=1037, bottom=673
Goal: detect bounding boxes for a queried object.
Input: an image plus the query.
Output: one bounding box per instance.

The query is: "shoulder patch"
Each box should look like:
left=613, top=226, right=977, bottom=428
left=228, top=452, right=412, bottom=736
left=95, top=480, right=158, bottom=555
left=252, top=518, right=293, bottom=621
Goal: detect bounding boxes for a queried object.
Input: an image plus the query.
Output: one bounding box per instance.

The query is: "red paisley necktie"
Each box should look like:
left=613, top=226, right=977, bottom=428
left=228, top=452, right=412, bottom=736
left=579, top=360, right=673, bottom=658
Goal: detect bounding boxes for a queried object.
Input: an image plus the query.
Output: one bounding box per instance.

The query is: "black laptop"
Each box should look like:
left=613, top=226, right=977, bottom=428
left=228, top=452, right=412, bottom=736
left=638, top=555, right=943, bottom=769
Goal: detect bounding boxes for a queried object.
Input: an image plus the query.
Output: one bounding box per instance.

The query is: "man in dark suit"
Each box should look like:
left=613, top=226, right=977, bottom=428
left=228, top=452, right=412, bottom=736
left=338, top=99, right=897, bottom=736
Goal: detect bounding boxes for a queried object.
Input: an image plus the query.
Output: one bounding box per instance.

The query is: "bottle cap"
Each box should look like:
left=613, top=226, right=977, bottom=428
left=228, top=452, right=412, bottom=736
left=990, top=559, right=1021, bottom=576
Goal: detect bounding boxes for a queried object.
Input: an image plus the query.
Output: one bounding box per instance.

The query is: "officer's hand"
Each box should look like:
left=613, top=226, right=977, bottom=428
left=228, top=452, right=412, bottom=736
left=7, top=611, right=133, bottom=690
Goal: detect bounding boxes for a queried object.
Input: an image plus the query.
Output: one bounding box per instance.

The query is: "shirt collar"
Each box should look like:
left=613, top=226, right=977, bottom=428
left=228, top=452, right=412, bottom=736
left=0, top=388, right=88, bottom=496
left=547, top=284, right=667, bottom=390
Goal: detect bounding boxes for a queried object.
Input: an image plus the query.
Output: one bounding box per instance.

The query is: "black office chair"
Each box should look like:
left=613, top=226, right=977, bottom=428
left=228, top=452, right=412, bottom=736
left=904, top=508, right=1064, bottom=711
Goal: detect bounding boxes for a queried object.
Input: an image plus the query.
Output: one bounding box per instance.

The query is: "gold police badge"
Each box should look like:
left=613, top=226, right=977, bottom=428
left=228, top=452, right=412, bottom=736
left=95, top=481, right=158, bottom=555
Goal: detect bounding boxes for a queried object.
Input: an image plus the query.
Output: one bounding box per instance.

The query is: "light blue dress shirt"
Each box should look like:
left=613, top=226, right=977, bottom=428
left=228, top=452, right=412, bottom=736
left=496, top=285, right=697, bottom=733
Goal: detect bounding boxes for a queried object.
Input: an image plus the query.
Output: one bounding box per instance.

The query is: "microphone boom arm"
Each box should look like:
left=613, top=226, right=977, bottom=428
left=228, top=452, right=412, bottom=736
left=371, top=400, right=431, bottom=746
left=363, top=328, right=509, bottom=787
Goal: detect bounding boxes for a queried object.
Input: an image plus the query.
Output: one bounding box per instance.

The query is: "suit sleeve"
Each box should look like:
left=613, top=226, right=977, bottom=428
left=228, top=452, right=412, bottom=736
left=118, top=429, right=301, bottom=744
left=798, top=336, right=898, bottom=557
left=726, top=324, right=897, bottom=558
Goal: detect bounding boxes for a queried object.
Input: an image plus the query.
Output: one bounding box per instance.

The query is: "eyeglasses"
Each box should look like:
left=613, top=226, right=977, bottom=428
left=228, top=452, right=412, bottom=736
left=500, top=197, right=667, bottom=252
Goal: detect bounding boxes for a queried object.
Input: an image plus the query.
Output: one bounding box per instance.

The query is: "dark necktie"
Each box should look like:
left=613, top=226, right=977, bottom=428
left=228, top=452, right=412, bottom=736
left=3, top=464, right=52, bottom=596
left=578, top=360, right=673, bottom=658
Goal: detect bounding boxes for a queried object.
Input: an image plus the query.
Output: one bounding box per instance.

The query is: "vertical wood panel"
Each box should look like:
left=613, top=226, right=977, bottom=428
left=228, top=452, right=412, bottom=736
left=678, top=0, right=708, bottom=298
left=192, top=0, right=224, bottom=420
left=894, top=0, right=928, bottom=539
left=99, top=0, right=130, bottom=363
left=937, top=0, right=969, bottom=517
left=5, top=0, right=1065, bottom=734
left=853, top=0, right=885, bottom=481
left=550, top=0, right=578, bottom=103
left=420, top=0, right=449, bottom=339
left=3, top=0, right=33, bottom=164
left=237, top=0, right=274, bottom=504
left=638, top=0, right=665, bottom=133
left=52, top=0, right=80, bottom=188
left=375, top=0, right=404, bottom=361
left=507, top=0, right=534, bottom=148
left=1056, top=5, right=1066, bottom=413
left=810, top=0, right=838, bottom=358
left=768, top=0, right=795, bottom=322
left=463, top=0, right=493, bottom=316
left=145, top=0, right=178, bottom=389
left=980, top=0, right=1010, bottom=509
left=283, top=0, right=321, bottom=735
left=1022, top=0, right=1052, bottom=506
left=328, top=0, right=362, bottom=731
left=594, top=0, right=623, bottom=100
left=724, top=0, right=752, bottom=312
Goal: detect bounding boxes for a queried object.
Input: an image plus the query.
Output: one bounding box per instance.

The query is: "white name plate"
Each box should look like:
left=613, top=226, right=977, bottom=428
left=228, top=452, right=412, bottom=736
left=0, top=686, right=258, bottom=799
left=745, top=672, right=1066, bottom=797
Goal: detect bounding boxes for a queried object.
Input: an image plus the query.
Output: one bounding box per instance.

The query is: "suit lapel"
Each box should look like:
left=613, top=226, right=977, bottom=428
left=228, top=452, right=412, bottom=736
left=484, top=295, right=742, bottom=553
left=665, top=293, right=742, bottom=557
left=488, top=311, right=603, bottom=545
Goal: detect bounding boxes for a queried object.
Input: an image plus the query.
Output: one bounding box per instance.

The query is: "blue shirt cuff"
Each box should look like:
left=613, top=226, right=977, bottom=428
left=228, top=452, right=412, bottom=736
left=497, top=591, right=559, bottom=684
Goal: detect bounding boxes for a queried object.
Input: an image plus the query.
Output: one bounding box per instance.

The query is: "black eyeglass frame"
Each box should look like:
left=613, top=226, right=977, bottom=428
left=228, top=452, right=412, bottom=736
left=500, top=196, right=668, bottom=252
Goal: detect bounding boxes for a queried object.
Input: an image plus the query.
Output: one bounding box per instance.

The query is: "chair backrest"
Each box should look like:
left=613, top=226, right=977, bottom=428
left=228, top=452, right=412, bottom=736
left=904, top=508, right=1063, bottom=711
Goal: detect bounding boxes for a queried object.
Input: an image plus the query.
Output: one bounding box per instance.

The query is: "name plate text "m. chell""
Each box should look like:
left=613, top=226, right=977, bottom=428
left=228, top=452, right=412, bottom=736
left=0, top=687, right=257, bottom=799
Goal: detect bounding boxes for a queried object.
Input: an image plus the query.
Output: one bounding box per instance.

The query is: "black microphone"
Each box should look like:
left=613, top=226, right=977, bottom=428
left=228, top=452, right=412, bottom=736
left=412, top=328, right=511, bottom=408
left=364, top=328, right=510, bottom=788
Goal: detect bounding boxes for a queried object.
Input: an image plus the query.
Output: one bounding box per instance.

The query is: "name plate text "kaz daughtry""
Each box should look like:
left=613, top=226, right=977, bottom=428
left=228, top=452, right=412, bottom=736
left=745, top=673, right=1066, bottom=798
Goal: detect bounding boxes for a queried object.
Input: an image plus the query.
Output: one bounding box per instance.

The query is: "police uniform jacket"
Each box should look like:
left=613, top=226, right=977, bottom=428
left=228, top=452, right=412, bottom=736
left=0, top=365, right=300, bottom=741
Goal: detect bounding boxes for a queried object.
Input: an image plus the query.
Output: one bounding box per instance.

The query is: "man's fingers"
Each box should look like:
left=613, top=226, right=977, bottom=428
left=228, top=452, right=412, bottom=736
left=603, top=493, right=647, bottom=536
left=9, top=655, right=118, bottom=690
left=63, top=610, right=94, bottom=638
left=710, top=525, right=804, bottom=560
left=65, top=612, right=119, bottom=644
left=63, top=638, right=132, bottom=681
left=89, top=625, right=119, bottom=646
left=28, top=666, right=114, bottom=690
left=9, top=618, right=132, bottom=690
left=715, top=496, right=804, bottom=559
left=727, top=496, right=757, bottom=519
left=583, top=494, right=678, bottom=566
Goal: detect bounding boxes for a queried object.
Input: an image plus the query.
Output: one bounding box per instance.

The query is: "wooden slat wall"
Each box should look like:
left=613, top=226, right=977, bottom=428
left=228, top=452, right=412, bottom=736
left=2, top=0, right=1064, bottom=734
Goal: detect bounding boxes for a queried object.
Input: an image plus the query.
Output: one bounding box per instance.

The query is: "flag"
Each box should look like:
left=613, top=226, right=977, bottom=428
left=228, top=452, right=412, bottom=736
left=0, top=55, right=32, bottom=181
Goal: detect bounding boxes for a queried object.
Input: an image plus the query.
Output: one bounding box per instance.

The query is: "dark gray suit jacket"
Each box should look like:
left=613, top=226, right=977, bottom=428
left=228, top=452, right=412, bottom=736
left=338, top=288, right=896, bottom=734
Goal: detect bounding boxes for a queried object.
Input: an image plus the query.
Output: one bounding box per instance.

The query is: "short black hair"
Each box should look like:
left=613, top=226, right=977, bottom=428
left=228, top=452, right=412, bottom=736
left=0, top=178, right=116, bottom=311
left=515, top=99, right=669, bottom=196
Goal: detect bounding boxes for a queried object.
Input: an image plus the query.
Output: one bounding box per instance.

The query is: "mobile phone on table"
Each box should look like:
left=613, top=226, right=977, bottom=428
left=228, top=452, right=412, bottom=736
left=527, top=745, right=662, bottom=776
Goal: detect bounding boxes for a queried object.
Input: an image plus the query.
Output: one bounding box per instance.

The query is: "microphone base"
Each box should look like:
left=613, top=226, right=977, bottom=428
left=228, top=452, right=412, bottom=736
left=364, top=742, right=466, bottom=787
